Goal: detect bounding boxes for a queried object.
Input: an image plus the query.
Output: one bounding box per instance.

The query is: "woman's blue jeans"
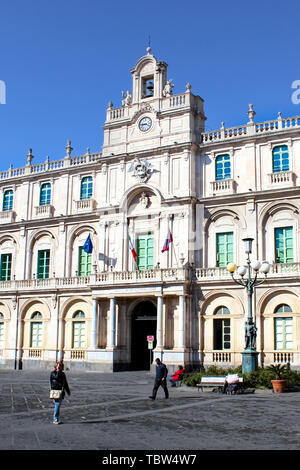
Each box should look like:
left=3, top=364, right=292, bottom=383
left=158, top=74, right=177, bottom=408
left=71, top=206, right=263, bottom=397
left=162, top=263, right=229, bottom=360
left=53, top=399, right=62, bottom=421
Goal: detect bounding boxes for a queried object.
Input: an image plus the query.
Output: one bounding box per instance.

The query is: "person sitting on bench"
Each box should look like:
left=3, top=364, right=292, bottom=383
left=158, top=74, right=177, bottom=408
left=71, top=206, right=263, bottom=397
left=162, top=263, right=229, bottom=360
left=169, top=365, right=185, bottom=387
left=223, top=373, right=240, bottom=394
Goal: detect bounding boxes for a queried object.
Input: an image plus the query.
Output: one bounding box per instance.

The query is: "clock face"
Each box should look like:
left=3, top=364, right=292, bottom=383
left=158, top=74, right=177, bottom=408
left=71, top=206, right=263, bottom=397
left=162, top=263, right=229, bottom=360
left=139, top=116, right=152, bottom=132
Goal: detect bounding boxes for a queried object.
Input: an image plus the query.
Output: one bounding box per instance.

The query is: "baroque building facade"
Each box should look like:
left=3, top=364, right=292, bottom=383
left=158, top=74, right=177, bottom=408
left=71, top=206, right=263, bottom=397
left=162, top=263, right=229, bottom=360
left=0, top=49, right=300, bottom=371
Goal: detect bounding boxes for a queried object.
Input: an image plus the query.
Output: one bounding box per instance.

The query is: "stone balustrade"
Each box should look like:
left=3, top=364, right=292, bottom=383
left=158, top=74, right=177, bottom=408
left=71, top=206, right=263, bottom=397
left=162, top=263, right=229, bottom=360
left=202, top=114, right=300, bottom=144
left=1, top=263, right=300, bottom=292
left=0, top=152, right=101, bottom=182
left=268, top=170, right=295, bottom=185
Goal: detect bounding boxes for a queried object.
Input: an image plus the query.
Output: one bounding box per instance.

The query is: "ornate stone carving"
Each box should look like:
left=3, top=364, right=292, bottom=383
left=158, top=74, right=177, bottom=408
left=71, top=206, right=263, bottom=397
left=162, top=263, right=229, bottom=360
left=128, top=157, right=154, bottom=183
left=139, top=192, right=149, bottom=209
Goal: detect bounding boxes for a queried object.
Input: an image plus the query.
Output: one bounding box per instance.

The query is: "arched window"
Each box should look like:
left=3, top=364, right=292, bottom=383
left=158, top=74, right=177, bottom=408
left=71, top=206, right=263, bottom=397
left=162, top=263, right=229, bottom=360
left=80, top=177, right=93, bottom=200
left=214, top=306, right=230, bottom=315
left=215, top=154, right=231, bottom=181
left=272, top=145, right=289, bottom=173
left=2, top=189, right=13, bottom=211
left=274, top=304, right=292, bottom=313
left=39, top=183, right=51, bottom=206
left=72, top=311, right=86, bottom=349
left=0, top=313, right=4, bottom=348
left=214, top=306, right=231, bottom=350
left=274, top=304, right=292, bottom=350
left=30, top=312, right=43, bottom=348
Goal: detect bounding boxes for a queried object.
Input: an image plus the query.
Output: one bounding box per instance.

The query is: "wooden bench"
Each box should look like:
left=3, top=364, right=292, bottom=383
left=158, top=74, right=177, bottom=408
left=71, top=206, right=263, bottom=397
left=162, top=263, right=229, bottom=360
left=196, top=376, right=244, bottom=393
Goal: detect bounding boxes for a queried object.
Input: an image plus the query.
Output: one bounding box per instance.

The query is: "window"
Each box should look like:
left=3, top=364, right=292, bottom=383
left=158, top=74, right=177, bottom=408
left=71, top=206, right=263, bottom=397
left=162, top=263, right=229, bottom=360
left=272, top=145, right=289, bottom=173
left=78, top=246, right=92, bottom=276
left=136, top=233, right=154, bottom=270
left=40, top=183, right=51, bottom=206
left=72, top=311, right=86, bottom=349
left=0, top=253, right=12, bottom=281
left=0, top=313, right=4, bottom=348
left=215, top=154, right=231, bottom=181
left=274, top=305, right=293, bottom=350
left=80, top=177, right=93, bottom=200
left=214, top=306, right=231, bottom=350
left=216, top=232, right=233, bottom=267
left=2, top=190, right=13, bottom=211
left=37, top=249, right=50, bottom=279
left=274, top=304, right=292, bottom=313
left=275, top=317, right=292, bottom=350
left=30, top=312, right=43, bottom=348
left=275, top=227, right=293, bottom=263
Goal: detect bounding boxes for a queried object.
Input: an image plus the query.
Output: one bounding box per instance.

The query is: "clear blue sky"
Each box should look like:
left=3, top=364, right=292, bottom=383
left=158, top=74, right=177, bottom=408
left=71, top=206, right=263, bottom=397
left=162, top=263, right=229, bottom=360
left=0, top=0, right=300, bottom=169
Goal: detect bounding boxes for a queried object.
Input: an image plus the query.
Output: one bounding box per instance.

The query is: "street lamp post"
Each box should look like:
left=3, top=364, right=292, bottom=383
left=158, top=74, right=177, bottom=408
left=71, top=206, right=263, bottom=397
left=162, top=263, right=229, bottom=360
left=227, top=238, right=270, bottom=373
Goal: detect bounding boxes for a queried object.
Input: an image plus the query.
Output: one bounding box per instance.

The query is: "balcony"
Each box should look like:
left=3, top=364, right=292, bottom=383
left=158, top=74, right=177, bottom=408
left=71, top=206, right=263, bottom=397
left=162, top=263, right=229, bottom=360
left=210, top=179, right=236, bottom=195
left=0, top=210, right=16, bottom=224
left=75, top=198, right=96, bottom=213
left=268, top=170, right=295, bottom=187
left=35, top=204, right=54, bottom=218
left=0, top=263, right=299, bottom=293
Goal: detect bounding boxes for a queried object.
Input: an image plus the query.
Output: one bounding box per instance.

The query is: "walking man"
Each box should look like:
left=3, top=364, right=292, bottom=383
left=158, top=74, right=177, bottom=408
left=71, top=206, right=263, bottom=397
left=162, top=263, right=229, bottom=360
left=149, top=358, right=169, bottom=400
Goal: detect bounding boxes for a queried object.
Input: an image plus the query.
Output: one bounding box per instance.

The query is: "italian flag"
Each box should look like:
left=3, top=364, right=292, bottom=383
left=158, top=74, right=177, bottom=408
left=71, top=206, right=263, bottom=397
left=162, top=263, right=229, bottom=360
left=128, top=235, right=137, bottom=262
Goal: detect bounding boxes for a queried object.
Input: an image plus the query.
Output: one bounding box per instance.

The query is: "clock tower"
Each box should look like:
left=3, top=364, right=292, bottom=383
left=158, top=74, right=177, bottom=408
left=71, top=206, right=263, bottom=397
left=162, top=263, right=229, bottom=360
left=102, top=48, right=206, bottom=157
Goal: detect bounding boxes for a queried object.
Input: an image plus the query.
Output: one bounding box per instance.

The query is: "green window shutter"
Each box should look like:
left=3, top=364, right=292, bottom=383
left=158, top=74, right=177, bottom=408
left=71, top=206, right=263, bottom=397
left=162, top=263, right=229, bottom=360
left=0, top=322, right=4, bottom=347
left=216, top=232, right=233, bottom=267
left=72, top=322, right=86, bottom=348
left=214, top=318, right=231, bottom=350
left=78, top=247, right=92, bottom=276
left=275, top=227, right=293, bottom=263
left=275, top=317, right=293, bottom=350
left=37, top=250, right=50, bottom=279
left=30, top=322, right=43, bottom=348
left=0, top=253, right=12, bottom=281
left=137, top=233, right=154, bottom=270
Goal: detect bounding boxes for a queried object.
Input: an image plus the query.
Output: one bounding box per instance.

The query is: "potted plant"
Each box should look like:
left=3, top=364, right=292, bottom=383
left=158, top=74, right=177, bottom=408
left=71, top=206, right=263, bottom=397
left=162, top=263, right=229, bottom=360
left=267, top=364, right=288, bottom=393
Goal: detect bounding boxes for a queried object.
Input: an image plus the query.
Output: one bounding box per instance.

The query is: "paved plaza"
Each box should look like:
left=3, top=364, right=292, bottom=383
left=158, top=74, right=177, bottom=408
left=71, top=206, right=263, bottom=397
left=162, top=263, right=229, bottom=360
left=0, top=368, right=299, bottom=454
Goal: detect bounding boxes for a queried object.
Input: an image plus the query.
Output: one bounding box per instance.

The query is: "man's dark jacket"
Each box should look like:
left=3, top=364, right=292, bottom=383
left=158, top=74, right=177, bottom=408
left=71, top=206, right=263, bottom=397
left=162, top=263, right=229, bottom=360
left=155, top=363, right=168, bottom=380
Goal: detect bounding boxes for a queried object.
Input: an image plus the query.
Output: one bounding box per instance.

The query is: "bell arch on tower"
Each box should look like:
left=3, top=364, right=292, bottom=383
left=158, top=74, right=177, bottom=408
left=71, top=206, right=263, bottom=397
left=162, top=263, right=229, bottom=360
left=130, top=47, right=168, bottom=103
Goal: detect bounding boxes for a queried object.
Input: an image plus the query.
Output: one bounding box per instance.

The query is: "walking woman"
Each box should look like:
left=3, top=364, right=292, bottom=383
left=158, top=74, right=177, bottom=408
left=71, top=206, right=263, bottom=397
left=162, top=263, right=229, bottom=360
left=50, top=361, right=71, bottom=424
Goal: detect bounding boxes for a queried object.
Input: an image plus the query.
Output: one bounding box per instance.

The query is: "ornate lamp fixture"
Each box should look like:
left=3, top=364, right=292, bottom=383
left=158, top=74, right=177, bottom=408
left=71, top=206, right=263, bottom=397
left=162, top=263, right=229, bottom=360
left=227, top=238, right=270, bottom=373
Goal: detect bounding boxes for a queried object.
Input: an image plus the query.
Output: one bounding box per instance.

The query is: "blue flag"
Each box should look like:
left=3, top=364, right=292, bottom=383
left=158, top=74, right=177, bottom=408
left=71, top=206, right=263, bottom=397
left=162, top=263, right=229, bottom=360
left=83, top=234, right=93, bottom=254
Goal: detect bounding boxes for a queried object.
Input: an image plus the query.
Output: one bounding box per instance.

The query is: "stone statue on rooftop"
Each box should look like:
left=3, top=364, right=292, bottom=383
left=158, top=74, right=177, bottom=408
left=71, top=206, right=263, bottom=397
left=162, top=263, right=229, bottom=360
left=163, top=79, right=174, bottom=97
left=122, top=90, right=132, bottom=107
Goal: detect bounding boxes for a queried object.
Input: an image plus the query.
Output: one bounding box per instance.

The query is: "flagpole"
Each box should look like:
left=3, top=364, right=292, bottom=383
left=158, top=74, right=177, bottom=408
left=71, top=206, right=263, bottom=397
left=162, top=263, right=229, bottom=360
left=172, top=240, right=178, bottom=267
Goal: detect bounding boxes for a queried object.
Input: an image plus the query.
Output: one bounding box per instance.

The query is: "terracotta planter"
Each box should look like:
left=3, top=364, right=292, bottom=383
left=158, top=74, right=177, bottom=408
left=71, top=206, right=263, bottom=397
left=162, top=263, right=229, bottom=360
left=271, top=379, right=287, bottom=393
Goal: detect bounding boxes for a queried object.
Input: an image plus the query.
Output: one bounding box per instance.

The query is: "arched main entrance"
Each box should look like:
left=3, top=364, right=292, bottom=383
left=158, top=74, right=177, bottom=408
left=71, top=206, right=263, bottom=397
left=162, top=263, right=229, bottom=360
left=131, top=300, right=157, bottom=370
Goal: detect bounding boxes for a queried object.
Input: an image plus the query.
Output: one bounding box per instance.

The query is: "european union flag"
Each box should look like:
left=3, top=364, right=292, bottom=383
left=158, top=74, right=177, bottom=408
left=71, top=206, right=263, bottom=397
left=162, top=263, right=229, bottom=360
left=83, top=234, right=93, bottom=254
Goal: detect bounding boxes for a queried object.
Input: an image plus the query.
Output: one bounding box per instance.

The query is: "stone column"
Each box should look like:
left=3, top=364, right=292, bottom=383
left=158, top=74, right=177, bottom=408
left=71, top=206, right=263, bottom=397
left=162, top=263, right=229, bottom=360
left=16, top=316, right=23, bottom=370
left=156, top=295, right=163, bottom=349
left=178, top=295, right=186, bottom=349
left=57, top=317, right=64, bottom=361
left=90, top=298, right=98, bottom=349
left=108, top=297, right=116, bottom=348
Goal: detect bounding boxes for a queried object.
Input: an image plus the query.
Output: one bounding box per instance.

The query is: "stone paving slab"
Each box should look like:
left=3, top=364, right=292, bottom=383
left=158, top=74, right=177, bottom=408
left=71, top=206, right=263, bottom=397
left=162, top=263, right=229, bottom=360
left=0, top=369, right=300, bottom=457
